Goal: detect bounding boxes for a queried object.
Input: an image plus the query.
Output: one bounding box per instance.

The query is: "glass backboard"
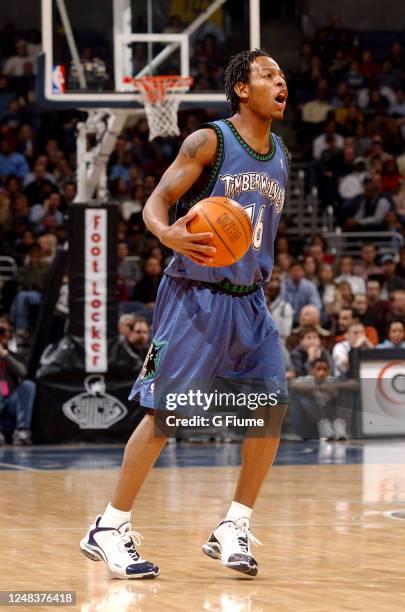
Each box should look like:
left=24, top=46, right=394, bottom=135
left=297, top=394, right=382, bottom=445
left=40, top=0, right=262, bottom=108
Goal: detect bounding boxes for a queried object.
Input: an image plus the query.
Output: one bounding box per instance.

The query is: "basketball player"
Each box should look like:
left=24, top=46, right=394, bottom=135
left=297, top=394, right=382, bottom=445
left=80, top=49, right=289, bottom=579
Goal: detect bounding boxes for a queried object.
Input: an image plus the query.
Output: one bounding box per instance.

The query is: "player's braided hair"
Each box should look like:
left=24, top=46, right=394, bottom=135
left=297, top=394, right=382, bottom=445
left=224, top=49, right=270, bottom=114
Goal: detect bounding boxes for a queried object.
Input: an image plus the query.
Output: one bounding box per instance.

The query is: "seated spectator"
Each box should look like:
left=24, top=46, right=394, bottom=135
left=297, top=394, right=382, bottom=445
left=119, top=184, right=144, bottom=222
left=332, top=321, right=374, bottom=376
left=335, top=256, right=366, bottom=295
left=0, top=317, right=35, bottom=445
left=313, top=134, right=344, bottom=207
left=17, top=124, right=36, bottom=164
left=353, top=243, right=382, bottom=279
left=302, top=80, right=334, bottom=126
left=376, top=321, right=405, bottom=349
left=353, top=123, right=372, bottom=157
left=378, top=60, right=401, bottom=91
left=10, top=244, right=50, bottom=335
left=23, top=156, right=54, bottom=186
left=335, top=305, right=378, bottom=345
left=290, top=358, right=352, bottom=440
left=338, top=157, right=369, bottom=202
left=38, top=233, right=58, bottom=265
left=118, top=313, right=136, bottom=340
left=126, top=316, right=151, bottom=361
left=292, top=304, right=331, bottom=337
left=13, top=228, right=35, bottom=265
left=275, top=236, right=290, bottom=256
left=312, top=120, right=344, bottom=160
left=352, top=294, right=379, bottom=343
left=132, top=256, right=163, bottom=309
left=382, top=158, right=403, bottom=194
left=290, top=326, right=333, bottom=377
left=70, top=47, right=108, bottom=90
left=23, top=162, right=58, bottom=205
left=386, top=289, right=405, bottom=327
left=333, top=280, right=353, bottom=311
left=265, top=270, right=293, bottom=344
left=26, top=29, right=42, bottom=59
left=3, top=175, right=21, bottom=198
left=317, top=263, right=336, bottom=314
left=110, top=151, right=134, bottom=184
left=2, top=40, right=35, bottom=76
left=275, top=253, right=293, bottom=279
left=281, top=261, right=322, bottom=325
left=389, top=42, right=405, bottom=72
left=2, top=99, right=27, bottom=131
left=303, top=255, right=319, bottom=286
left=308, top=238, right=334, bottom=265
left=0, top=138, right=29, bottom=180
left=379, top=255, right=405, bottom=298
left=345, top=175, right=392, bottom=231
left=364, top=278, right=390, bottom=337
left=330, top=49, right=350, bottom=81
left=358, top=49, right=379, bottom=81
left=336, top=103, right=364, bottom=136
left=331, top=81, right=350, bottom=109
left=61, top=181, right=77, bottom=207
left=29, top=192, right=64, bottom=234
left=386, top=210, right=403, bottom=234
left=117, top=242, right=142, bottom=298
left=344, top=60, right=365, bottom=93
left=148, top=246, right=165, bottom=265
left=364, top=135, right=391, bottom=167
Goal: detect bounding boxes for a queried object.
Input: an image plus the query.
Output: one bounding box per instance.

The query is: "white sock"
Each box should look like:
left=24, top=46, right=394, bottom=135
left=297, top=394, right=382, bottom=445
left=99, top=503, right=131, bottom=528
left=226, top=501, right=252, bottom=522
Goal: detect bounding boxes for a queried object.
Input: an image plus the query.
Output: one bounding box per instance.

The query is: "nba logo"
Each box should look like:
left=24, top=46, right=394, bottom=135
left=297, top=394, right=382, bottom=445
left=52, top=65, right=66, bottom=94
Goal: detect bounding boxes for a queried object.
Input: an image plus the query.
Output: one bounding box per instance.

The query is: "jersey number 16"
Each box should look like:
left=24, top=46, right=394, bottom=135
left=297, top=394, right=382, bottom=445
left=244, top=204, right=265, bottom=250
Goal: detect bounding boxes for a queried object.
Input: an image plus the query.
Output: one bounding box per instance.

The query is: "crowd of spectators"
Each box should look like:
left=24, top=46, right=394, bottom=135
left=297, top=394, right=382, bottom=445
left=292, top=16, right=405, bottom=235
left=0, top=18, right=404, bottom=446
left=266, top=235, right=405, bottom=440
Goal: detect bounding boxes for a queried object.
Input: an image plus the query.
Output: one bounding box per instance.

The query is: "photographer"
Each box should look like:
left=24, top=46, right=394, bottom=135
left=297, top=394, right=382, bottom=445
left=0, top=318, right=35, bottom=445
left=290, top=358, right=355, bottom=440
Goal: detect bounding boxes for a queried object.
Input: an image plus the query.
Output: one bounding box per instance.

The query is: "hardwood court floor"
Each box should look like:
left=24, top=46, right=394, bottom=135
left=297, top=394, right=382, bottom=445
left=1, top=444, right=405, bottom=611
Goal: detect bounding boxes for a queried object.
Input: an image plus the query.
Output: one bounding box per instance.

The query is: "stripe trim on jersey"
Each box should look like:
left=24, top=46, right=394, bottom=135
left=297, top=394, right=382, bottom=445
left=224, top=119, right=276, bottom=162
left=183, top=123, right=225, bottom=209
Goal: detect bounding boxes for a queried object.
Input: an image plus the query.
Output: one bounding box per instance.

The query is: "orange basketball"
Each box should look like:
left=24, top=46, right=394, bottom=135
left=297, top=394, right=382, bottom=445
left=187, top=197, right=253, bottom=267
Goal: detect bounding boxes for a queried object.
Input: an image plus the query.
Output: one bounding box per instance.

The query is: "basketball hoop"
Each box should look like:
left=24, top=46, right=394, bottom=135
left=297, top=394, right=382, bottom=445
left=124, top=75, right=193, bottom=141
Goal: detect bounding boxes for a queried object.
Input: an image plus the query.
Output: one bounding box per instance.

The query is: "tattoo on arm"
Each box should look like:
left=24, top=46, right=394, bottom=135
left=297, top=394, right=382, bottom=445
left=180, top=131, right=208, bottom=158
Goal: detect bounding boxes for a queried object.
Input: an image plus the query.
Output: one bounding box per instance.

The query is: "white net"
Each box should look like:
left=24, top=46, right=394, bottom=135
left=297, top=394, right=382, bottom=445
left=130, top=76, right=193, bottom=141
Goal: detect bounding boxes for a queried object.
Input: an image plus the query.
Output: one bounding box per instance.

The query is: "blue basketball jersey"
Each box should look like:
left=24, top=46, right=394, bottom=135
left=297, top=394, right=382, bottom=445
left=164, top=119, right=289, bottom=286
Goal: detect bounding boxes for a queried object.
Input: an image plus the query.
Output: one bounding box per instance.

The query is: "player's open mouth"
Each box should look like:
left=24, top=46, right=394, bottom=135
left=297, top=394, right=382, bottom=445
left=274, top=93, right=287, bottom=109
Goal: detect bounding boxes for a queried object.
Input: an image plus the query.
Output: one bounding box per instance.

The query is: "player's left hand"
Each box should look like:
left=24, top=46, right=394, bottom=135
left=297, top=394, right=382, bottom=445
left=160, top=210, right=216, bottom=265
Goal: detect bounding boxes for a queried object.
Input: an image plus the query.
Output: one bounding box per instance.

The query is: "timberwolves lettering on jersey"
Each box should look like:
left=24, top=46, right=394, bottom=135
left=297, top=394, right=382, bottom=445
left=220, top=173, right=285, bottom=214
left=165, top=119, right=289, bottom=287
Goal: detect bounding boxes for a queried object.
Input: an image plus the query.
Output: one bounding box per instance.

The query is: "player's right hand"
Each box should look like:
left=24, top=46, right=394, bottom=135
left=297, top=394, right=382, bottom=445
left=159, top=210, right=216, bottom=265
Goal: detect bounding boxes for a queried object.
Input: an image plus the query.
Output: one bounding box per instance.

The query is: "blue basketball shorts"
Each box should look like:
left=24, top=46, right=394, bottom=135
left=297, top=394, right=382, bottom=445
left=129, top=275, right=288, bottom=410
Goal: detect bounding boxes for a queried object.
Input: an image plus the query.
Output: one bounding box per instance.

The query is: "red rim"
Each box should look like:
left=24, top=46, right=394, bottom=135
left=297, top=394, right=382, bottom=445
left=123, top=75, right=193, bottom=102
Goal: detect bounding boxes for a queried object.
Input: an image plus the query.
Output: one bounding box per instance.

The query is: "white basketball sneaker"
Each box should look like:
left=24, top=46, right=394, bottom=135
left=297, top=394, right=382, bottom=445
left=202, top=518, right=261, bottom=576
left=80, top=516, right=159, bottom=579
